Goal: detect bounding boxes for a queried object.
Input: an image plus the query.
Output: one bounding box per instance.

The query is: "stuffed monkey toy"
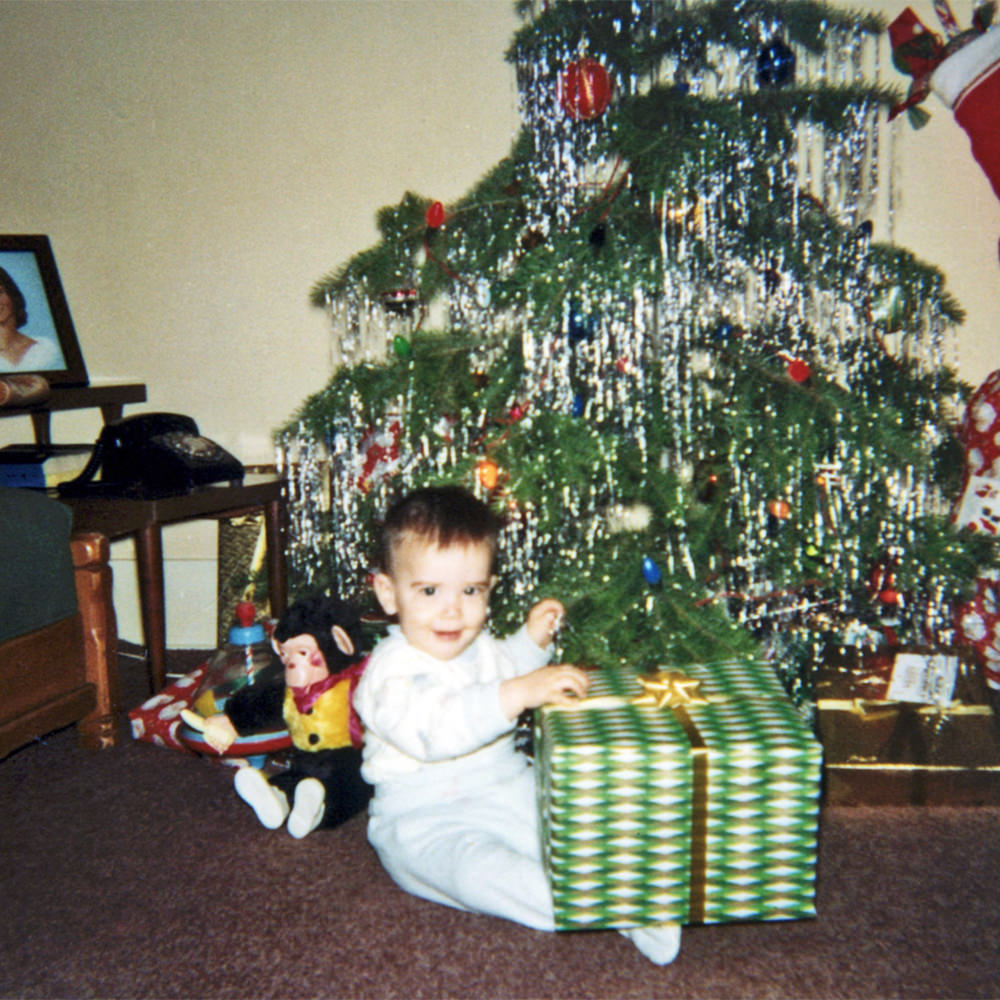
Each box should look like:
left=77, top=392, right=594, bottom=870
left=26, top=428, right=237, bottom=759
left=185, top=595, right=372, bottom=838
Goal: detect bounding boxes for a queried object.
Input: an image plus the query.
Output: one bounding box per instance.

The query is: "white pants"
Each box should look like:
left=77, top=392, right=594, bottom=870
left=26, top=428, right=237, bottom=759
left=366, top=759, right=557, bottom=931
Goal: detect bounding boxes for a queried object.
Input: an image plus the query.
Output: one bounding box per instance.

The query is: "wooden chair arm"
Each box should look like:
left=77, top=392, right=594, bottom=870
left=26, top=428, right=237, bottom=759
left=70, top=531, right=121, bottom=748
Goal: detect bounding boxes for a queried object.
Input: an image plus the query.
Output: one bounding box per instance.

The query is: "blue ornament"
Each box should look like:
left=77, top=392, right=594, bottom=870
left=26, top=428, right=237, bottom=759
left=642, top=556, right=662, bottom=586
left=571, top=393, right=586, bottom=417
left=567, top=301, right=593, bottom=343
left=712, top=320, right=735, bottom=341
left=757, top=39, right=795, bottom=87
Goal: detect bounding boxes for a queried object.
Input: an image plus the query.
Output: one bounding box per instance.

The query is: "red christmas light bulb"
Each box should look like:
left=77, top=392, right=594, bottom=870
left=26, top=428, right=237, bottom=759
left=426, top=201, right=446, bottom=229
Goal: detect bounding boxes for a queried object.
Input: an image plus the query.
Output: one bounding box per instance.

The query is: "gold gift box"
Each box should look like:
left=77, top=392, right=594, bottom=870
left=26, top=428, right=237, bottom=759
left=815, top=647, right=1000, bottom=806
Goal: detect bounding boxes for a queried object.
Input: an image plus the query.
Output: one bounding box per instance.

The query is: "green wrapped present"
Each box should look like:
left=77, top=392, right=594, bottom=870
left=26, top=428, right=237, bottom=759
left=534, top=659, right=822, bottom=929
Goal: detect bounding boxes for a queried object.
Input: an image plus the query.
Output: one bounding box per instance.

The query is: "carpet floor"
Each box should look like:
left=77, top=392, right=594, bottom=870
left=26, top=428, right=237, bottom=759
left=1, top=646, right=998, bottom=999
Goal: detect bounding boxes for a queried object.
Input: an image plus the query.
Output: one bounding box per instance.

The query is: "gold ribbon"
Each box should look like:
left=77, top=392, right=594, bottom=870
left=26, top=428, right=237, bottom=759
left=547, top=668, right=712, bottom=924
left=636, top=671, right=711, bottom=924
left=829, top=762, right=1000, bottom=772
left=817, top=698, right=993, bottom=717
left=671, top=700, right=709, bottom=924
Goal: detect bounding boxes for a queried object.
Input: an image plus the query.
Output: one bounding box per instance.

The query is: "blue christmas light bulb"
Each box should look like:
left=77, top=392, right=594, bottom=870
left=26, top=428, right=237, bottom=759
left=642, top=556, right=662, bottom=585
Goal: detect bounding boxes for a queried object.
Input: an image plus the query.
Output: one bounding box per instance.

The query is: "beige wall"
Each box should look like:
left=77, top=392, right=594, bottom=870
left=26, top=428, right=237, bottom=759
left=2, top=0, right=997, bottom=647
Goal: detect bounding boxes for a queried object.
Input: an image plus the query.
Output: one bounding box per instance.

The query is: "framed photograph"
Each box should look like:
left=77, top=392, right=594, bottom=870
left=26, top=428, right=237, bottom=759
left=0, top=234, right=88, bottom=386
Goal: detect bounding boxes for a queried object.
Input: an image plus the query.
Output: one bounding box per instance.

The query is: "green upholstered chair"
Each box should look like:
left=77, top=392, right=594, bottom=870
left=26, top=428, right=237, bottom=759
left=1, top=487, right=120, bottom=757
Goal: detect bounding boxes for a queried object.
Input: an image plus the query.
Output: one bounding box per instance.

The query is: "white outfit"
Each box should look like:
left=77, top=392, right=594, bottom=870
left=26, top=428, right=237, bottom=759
left=354, top=625, right=557, bottom=929
left=354, top=624, right=683, bottom=965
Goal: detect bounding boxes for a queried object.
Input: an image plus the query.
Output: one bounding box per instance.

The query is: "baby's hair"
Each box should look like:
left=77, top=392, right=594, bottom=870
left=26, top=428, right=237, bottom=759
left=374, top=485, right=503, bottom=574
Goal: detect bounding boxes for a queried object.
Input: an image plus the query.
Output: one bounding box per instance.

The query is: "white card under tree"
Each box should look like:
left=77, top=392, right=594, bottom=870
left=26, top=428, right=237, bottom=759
left=886, top=653, right=959, bottom=706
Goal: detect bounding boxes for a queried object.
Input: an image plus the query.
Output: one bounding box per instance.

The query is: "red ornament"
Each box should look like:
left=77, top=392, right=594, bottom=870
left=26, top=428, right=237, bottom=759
left=867, top=558, right=901, bottom=603
left=425, top=201, right=446, bottom=229
left=786, top=358, right=812, bottom=383
left=559, top=58, right=613, bottom=121
left=381, top=288, right=418, bottom=316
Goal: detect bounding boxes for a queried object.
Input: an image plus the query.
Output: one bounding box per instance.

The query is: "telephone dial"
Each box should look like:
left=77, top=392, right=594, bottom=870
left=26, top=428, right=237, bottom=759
left=58, top=412, right=244, bottom=498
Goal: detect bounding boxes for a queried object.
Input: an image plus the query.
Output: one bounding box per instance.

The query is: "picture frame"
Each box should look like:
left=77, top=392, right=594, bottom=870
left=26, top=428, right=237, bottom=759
left=0, top=234, right=88, bottom=386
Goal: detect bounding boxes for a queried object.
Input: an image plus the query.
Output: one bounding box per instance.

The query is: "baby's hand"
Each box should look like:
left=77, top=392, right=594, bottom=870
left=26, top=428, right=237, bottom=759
left=525, top=598, right=565, bottom=648
left=499, top=663, right=590, bottom=720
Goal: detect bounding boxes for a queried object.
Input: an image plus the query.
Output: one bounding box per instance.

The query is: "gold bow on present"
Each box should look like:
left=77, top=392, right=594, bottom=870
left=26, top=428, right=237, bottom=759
left=548, top=667, right=710, bottom=713
left=634, top=669, right=710, bottom=709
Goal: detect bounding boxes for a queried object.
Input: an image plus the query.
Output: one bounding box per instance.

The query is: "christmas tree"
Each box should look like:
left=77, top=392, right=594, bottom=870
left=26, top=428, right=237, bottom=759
left=278, top=0, right=998, bottom=702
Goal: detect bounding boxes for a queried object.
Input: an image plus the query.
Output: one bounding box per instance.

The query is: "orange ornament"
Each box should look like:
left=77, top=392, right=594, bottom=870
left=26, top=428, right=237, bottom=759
left=768, top=499, right=792, bottom=519
left=477, top=459, right=500, bottom=490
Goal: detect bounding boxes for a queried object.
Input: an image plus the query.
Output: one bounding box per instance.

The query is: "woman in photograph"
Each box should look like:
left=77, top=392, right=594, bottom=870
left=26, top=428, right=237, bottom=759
left=0, top=267, right=63, bottom=371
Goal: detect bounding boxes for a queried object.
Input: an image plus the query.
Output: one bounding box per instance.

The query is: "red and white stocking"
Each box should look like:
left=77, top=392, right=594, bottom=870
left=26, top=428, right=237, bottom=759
left=954, top=368, right=1000, bottom=531
left=931, top=26, right=1000, bottom=200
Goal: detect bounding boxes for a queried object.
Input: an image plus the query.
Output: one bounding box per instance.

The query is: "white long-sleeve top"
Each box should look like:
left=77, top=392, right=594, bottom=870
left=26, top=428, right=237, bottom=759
left=354, top=624, right=551, bottom=793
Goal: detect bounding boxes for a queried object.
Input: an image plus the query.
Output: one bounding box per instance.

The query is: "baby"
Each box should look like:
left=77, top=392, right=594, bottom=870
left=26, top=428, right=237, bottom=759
left=353, top=485, right=681, bottom=965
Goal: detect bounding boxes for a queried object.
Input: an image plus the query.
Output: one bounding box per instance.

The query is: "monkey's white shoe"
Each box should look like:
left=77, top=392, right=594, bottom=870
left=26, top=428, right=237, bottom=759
left=234, top=766, right=289, bottom=829
left=287, top=778, right=326, bottom=839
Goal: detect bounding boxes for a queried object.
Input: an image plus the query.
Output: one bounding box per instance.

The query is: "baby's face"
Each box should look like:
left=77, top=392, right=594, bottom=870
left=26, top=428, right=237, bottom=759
left=373, top=535, right=495, bottom=661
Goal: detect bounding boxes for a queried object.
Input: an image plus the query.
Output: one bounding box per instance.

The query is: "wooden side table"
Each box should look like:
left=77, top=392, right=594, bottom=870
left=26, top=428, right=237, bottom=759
left=57, top=474, right=288, bottom=692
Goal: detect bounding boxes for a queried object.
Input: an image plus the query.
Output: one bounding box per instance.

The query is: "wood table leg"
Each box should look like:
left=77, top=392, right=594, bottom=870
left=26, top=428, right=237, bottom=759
left=30, top=411, right=52, bottom=447
left=263, top=496, right=288, bottom=618
left=134, top=523, right=167, bottom=692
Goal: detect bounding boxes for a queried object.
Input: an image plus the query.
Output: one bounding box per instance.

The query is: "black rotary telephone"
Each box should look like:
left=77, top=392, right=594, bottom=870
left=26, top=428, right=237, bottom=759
left=58, top=412, right=244, bottom=498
